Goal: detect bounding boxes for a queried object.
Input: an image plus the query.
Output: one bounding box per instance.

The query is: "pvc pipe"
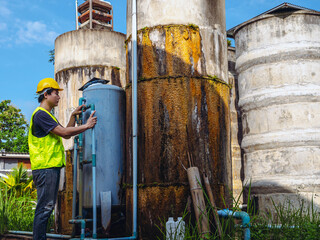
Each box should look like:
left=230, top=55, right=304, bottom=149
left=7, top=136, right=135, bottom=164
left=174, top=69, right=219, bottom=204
left=91, top=104, right=97, bottom=239
left=267, top=224, right=297, bottom=229
left=8, top=231, right=71, bottom=239
left=79, top=97, right=86, bottom=218
left=75, top=0, right=79, bottom=30
left=71, top=237, right=137, bottom=240
left=217, top=209, right=251, bottom=240
left=131, top=0, right=138, bottom=238
left=70, top=219, right=93, bottom=240
left=72, top=137, right=78, bottom=220
left=89, top=0, right=93, bottom=29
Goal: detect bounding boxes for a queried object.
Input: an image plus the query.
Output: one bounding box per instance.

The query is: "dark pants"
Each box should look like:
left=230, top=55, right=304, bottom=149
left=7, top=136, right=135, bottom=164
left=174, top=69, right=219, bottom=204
left=32, top=168, right=61, bottom=240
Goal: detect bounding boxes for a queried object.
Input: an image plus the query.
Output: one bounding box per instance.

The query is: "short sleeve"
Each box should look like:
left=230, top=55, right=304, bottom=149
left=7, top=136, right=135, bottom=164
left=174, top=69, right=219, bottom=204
left=32, top=110, right=59, bottom=138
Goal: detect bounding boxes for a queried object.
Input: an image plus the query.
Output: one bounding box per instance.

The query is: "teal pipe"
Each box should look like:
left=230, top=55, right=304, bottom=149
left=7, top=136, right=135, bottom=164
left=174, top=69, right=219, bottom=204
left=267, top=224, right=297, bottom=229
left=131, top=0, right=138, bottom=238
left=90, top=104, right=97, bottom=239
left=217, top=209, right=250, bottom=240
left=8, top=231, right=71, bottom=239
left=69, top=219, right=93, bottom=240
left=71, top=237, right=137, bottom=240
left=79, top=97, right=86, bottom=218
left=72, top=136, right=78, bottom=220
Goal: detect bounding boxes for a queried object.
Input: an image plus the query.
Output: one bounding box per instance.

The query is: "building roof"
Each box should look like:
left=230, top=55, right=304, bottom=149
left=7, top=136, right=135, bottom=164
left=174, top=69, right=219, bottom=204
left=227, top=2, right=320, bottom=38
left=0, top=151, right=30, bottom=159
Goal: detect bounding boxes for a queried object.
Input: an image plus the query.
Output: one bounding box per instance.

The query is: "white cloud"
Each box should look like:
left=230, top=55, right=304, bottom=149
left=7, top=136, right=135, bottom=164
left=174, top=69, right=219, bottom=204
left=0, top=22, right=7, bottom=30
left=0, top=4, right=11, bottom=17
left=16, top=21, right=58, bottom=45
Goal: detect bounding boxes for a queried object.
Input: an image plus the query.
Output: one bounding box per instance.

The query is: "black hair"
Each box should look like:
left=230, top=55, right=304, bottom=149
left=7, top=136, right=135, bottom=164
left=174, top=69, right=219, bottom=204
left=38, top=88, right=54, bottom=103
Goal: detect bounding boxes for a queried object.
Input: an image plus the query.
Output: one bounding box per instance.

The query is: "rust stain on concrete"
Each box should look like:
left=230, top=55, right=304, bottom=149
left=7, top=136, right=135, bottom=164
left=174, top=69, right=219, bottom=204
left=56, top=150, right=74, bottom=234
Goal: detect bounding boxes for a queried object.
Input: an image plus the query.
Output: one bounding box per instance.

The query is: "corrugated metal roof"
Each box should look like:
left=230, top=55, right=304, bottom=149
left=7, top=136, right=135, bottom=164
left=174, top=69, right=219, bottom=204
left=227, top=2, right=319, bottom=38
left=256, top=2, right=315, bottom=17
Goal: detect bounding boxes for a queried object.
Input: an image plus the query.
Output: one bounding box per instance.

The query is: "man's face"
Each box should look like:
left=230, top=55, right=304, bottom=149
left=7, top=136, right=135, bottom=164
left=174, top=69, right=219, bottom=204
left=45, top=89, right=60, bottom=107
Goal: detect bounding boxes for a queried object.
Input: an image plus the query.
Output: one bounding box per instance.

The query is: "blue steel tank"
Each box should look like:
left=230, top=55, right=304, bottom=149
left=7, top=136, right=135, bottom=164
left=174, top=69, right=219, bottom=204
left=81, top=81, right=125, bottom=208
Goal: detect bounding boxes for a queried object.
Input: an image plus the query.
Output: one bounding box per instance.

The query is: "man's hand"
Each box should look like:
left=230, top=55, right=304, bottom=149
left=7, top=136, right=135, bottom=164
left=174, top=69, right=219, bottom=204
left=72, top=104, right=85, bottom=117
left=86, top=111, right=97, bottom=129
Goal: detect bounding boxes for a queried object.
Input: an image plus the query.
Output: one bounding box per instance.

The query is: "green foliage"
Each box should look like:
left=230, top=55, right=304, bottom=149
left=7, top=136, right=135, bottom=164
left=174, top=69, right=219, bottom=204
left=0, top=100, right=29, bottom=153
left=49, top=49, right=55, bottom=65
left=251, top=198, right=320, bottom=239
left=0, top=165, right=35, bottom=197
left=0, top=166, right=37, bottom=234
left=0, top=188, right=36, bottom=234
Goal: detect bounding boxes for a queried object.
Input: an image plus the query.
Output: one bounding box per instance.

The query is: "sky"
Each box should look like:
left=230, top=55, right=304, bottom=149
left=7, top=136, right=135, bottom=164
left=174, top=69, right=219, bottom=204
left=0, top=0, right=319, bottom=122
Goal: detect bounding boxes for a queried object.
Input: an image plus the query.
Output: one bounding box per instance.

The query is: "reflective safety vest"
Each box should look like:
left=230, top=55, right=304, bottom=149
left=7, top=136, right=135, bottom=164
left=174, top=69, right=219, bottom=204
left=28, top=107, right=65, bottom=170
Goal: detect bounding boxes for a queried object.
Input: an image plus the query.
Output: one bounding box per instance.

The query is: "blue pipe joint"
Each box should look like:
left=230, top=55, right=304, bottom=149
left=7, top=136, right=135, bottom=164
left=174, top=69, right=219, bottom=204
left=79, top=97, right=86, bottom=106
left=217, top=209, right=251, bottom=240
left=92, top=154, right=96, bottom=167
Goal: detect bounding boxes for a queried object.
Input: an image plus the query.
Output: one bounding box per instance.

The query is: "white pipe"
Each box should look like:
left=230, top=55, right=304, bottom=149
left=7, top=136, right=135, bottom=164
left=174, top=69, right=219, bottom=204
left=131, top=0, right=138, bottom=237
left=75, top=0, right=79, bottom=30
left=89, top=0, right=93, bottom=29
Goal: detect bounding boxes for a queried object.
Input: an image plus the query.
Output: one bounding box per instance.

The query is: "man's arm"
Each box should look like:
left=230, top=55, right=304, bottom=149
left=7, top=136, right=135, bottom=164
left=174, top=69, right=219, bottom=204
left=52, top=111, right=97, bottom=139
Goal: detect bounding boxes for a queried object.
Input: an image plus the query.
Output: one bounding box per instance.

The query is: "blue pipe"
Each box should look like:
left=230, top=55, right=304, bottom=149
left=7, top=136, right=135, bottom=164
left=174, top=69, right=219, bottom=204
left=132, top=0, right=138, bottom=237
left=71, top=237, right=137, bottom=240
left=70, top=219, right=93, bottom=240
left=267, top=224, right=297, bottom=229
left=8, top=231, right=71, bottom=239
left=79, top=97, right=86, bottom=218
left=217, top=209, right=251, bottom=240
left=91, top=104, right=97, bottom=239
left=72, top=136, right=78, bottom=220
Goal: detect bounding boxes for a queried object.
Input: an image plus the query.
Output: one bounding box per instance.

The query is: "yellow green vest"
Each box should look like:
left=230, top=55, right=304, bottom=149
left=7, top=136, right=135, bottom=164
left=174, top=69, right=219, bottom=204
left=28, top=107, right=65, bottom=170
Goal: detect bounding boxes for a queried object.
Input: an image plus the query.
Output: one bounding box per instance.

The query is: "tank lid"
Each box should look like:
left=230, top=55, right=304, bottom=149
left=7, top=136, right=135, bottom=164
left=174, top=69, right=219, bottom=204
left=79, top=77, right=110, bottom=91
left=227, top=2, right=320, bottom=38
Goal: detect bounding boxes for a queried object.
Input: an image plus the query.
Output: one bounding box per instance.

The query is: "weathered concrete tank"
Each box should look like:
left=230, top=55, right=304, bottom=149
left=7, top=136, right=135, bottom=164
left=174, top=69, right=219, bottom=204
left=54, top=29, right=126, bottom=150
left=233, top=8, right=320, bottom=211
left=126, top=0, right=231, bottom=238
left=54, top=29, right=126, bottom=234
left=228, top=47, right=243, bottom=203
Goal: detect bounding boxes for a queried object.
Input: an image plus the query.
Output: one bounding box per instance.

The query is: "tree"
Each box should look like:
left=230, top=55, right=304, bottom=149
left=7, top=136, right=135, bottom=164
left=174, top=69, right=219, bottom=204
left=0, top=100, right=29, bottom=153
left=49, top=49, right=55, bottom=65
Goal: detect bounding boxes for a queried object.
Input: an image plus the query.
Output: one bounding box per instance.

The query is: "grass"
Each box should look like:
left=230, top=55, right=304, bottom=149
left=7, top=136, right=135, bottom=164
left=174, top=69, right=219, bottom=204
left=0, top=186, right=36, bottom=234
left=156, top=183, right=320, bottom=239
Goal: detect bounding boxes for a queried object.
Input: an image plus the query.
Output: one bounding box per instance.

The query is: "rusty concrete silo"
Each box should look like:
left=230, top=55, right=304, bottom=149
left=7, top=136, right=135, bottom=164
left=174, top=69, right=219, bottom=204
left=53, top=2, right=126, bottom=233
left=228, top=46, right=243, bottom=203
left=126, top=0, right=231, bottom=238
left=228, top=3, right=320, bottom=212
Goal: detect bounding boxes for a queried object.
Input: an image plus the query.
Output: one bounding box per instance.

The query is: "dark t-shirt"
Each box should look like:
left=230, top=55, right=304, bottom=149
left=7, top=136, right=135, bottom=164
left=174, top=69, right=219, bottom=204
left=32, top=110, right=59, bottom=138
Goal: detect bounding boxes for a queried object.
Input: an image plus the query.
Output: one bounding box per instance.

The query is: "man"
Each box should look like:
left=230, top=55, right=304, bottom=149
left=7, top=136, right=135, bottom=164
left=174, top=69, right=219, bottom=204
left=28, top=78, right=97, bottom=240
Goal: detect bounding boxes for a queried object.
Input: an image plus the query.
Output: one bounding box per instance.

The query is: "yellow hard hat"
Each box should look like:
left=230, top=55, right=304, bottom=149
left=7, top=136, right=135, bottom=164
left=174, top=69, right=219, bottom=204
left=36, top=78, right=63, bottom=93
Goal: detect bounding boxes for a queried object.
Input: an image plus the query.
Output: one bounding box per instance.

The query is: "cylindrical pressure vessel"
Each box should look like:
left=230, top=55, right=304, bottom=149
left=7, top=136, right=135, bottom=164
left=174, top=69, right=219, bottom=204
left=54, top=29, right=126, bottom=233
left=126, top=0, right=231, bottom=238
left=234, top=9, right=320, bottom=211
left=82, top=83, right=125, bottom=208
left=55, top=29, right=126, bottom=150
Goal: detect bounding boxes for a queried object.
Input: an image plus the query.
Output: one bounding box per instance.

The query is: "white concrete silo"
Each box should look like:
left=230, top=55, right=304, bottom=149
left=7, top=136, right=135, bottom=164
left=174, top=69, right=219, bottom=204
left=54, top=29, right=126, bottom=150
left=229, top=3, right=320, bottom=211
